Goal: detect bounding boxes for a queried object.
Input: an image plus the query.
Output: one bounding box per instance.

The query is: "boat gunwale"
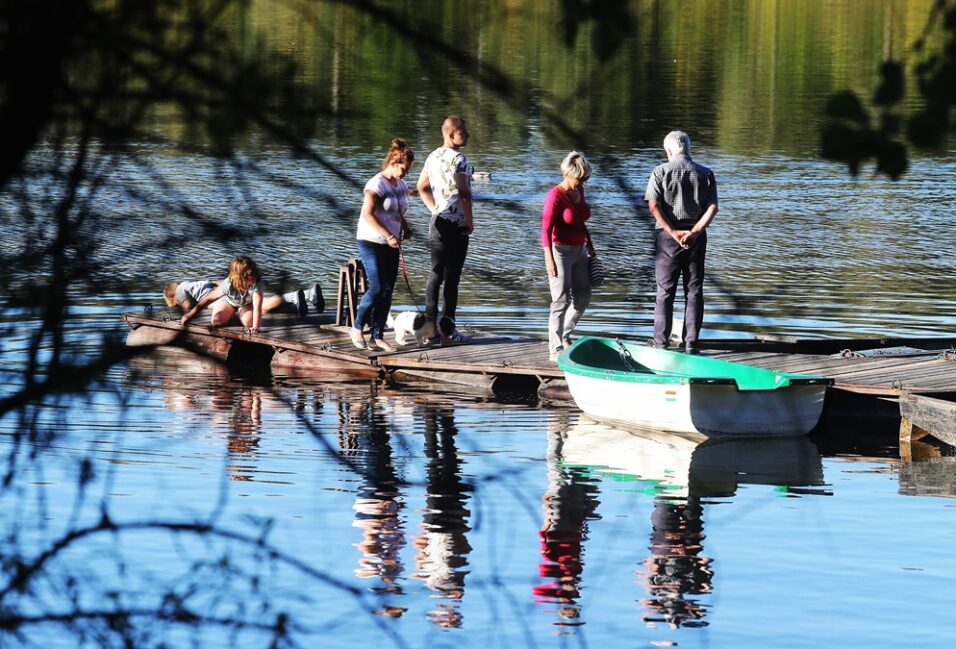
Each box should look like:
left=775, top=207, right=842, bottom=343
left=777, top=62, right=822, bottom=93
left=559, top=336, right=834, bottom=392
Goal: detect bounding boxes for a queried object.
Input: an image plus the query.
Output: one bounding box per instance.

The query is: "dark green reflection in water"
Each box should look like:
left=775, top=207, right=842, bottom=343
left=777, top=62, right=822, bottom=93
left=205, top=0, right=942, bottom=156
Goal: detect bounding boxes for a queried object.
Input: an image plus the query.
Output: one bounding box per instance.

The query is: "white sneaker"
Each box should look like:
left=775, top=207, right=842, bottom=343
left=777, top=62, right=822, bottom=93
left=349, top=327, right=367, bottom=350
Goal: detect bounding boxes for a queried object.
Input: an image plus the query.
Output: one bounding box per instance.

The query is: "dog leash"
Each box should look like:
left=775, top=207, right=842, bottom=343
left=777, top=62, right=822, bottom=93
left=397, top=228, right=424, bottom=313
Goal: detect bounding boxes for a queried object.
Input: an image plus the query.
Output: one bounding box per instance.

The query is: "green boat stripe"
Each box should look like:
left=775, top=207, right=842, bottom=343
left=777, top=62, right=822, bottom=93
left=558, top=336, right=832, bottom=392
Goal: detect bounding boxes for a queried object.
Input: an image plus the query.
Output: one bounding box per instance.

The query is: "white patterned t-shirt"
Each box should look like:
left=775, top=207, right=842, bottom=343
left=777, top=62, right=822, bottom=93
left=420, top=146, right=473, bottom=225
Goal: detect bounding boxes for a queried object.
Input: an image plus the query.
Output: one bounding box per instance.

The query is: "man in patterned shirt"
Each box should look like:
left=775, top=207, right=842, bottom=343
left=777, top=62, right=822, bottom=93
left=645, top=131, right=719, bottom=354
left=416, top=116, right=474, bottom=341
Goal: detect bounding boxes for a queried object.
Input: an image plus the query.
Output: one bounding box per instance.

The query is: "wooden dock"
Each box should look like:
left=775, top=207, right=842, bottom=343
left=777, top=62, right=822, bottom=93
left=123, top=310, right=562, bottom=393
left=711, top=347, right=956, bottom=397
left=123, top=309, right=956, bottom=413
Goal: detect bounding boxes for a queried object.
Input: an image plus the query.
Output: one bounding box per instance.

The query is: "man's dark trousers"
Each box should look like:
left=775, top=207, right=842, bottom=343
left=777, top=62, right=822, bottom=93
left=653, top=230, right=707, bottom=349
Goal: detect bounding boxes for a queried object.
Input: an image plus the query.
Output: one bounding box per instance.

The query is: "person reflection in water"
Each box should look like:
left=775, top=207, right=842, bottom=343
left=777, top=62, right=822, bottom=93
left=411, top=404, right=473, bottom=629
left=210, top=384, right=263, bottom=482
left=638, top=498, right=713, bottom=628
left=533, top=418, right=601, bottom=626
left=343, top=400, right=409, bottom=619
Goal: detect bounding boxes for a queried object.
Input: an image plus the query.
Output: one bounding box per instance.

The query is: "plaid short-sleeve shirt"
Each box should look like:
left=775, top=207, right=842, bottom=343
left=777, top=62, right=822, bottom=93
left=644, top=154, right=718, bottom=229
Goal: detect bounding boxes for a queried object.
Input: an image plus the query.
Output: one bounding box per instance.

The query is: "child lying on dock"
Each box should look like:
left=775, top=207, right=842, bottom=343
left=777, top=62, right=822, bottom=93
left=173, top=256, right=322, bottom=333
left=165, top=279, right=323, bottom=316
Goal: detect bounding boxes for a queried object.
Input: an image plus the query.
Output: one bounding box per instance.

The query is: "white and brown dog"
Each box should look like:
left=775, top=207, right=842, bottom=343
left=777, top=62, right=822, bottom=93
left=387, top=312, right=455, bottom=346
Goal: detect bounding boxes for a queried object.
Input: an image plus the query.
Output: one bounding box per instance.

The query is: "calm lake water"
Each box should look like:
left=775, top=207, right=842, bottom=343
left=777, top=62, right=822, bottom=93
left=3, top=1, right=956, bottom=647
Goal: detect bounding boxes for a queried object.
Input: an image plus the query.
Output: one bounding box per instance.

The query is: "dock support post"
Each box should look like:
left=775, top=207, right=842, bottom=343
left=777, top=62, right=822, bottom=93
left=898, top=393, right=955, bottom=462
left=900, top=416, right=914, bottom=463
left=335, top=258, right=367, bottom=327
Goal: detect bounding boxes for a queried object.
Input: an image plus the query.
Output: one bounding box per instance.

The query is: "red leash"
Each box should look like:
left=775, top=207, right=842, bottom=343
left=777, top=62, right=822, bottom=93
left=397, top=231, right=423, bottom=312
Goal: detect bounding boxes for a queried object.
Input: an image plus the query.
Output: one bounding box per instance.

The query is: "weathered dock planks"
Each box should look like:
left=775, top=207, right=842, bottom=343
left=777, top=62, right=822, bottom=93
left=708, top=346, right=956, bottom=397
left=123, top=310, right=956, bottom=417
left=123, top=311, right=562, bottom=391
left=125, top=311, right=381, bottom=376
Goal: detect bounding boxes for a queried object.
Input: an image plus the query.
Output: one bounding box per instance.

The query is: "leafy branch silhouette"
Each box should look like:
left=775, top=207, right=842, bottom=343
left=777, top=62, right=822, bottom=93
left=0, top=1, right=637, bottom=644
left=822, top=0, right=956, bottom=178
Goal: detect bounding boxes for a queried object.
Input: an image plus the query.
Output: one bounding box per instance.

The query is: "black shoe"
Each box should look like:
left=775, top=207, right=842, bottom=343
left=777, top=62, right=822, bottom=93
left=295, top=289, right=308, bottom=317
left=684, top=344, right=700, bottom=355
left=306, top=283, right=324, bottom=314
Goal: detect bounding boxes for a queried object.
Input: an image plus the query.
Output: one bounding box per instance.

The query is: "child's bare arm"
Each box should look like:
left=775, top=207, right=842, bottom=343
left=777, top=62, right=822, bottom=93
left=180, top=286, right=223, bottom=325
left=250, top=291, right=263, bottom=333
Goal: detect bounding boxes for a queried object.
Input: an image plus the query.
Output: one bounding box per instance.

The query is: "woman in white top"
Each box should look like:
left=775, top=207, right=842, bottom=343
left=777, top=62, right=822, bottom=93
left=350, top=138, right=415, bottom=351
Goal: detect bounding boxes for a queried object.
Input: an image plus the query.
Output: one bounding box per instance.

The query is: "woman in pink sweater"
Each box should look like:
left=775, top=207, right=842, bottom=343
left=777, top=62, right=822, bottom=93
left=541, top=151, right=595, bottom=361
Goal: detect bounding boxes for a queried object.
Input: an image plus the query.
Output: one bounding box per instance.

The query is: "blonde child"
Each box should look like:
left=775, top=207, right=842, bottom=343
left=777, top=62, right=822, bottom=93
left=166, top=278, right=323, bottom=318
left=164, top=280, right=219, bottom=312
left=180, top=256, right=268, bottom=333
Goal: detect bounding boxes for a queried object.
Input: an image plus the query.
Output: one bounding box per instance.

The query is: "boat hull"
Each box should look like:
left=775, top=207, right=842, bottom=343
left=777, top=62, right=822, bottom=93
left=559, top=336, right=831, bottom=437
left=563, top=371, right=827, bottom=436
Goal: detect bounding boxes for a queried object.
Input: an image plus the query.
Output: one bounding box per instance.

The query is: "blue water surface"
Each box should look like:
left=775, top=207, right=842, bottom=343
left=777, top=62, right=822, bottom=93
left=3, top=353, right=956, bottom=647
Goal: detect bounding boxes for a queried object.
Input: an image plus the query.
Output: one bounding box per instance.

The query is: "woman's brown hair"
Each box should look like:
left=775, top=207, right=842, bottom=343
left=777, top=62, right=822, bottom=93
left=381, top=138, right=415, bottom=170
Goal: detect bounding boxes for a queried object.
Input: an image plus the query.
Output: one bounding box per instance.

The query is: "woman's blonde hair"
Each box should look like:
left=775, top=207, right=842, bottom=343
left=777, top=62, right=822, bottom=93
left=381, top=138, right=415, bottom=170
left=560, top=151, right=591, bottom=180
left=228, top=256, right=260, bottom=291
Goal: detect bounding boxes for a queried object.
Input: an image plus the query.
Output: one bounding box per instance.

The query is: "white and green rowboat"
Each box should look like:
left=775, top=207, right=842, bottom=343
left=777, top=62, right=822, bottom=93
left=558, top=336, right=832, bottom=437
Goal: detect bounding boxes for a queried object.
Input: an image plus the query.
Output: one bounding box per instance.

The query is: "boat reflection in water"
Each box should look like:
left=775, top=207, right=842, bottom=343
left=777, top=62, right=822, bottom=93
left=559, top=419, right=825, bottom=629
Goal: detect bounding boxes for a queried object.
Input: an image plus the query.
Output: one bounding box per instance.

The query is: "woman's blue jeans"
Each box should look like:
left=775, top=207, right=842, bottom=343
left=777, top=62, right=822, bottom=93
left=356, top=239, right=400, bottom=339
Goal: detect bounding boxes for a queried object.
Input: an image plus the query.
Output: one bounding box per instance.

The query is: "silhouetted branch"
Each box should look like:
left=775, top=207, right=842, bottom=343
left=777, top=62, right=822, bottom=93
left=821, top=0, right=955, bottom=178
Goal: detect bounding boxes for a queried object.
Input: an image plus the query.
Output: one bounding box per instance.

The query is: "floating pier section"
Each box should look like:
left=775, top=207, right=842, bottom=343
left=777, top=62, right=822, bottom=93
left=123, top=310, right=956, bottom=449
left=123, top=311, right=562, bottom=394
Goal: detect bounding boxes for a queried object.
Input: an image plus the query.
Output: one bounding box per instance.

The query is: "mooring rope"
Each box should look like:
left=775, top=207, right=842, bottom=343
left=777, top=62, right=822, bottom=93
left=614, top=338, right=642, bottom=372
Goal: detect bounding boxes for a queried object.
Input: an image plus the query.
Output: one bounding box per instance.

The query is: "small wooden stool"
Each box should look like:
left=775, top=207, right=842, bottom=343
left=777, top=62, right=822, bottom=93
left=335, top=258, right=368, bottom=327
